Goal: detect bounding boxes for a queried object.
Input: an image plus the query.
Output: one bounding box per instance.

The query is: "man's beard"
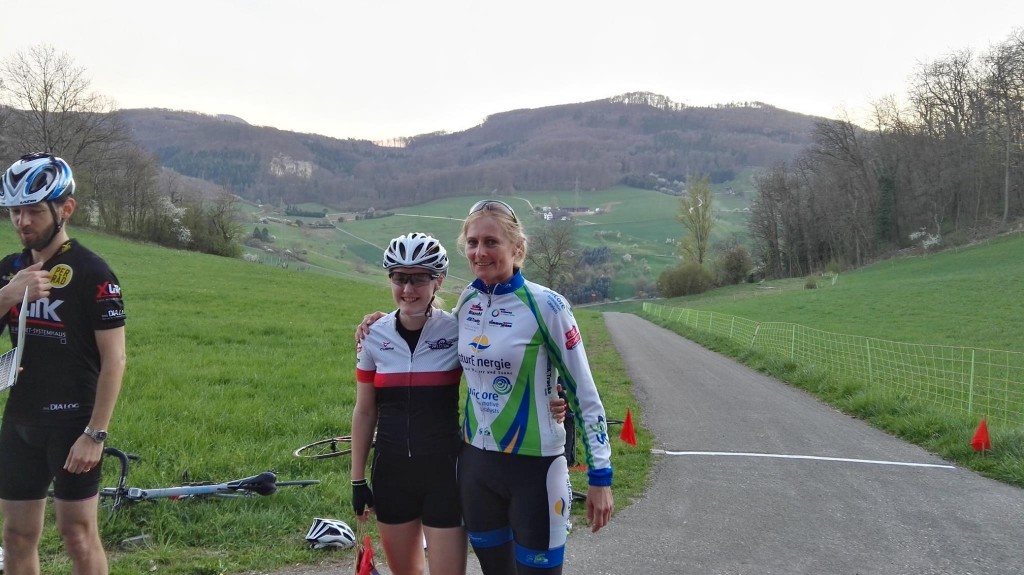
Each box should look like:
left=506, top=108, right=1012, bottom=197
left=21, top=222, right=58, bottom=252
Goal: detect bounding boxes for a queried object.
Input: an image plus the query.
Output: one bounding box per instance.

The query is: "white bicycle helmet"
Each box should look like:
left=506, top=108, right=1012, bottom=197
left=382, top=232, right=449, bottom=274
left=1, top=152, right=76, bottom=207
left=304, top=517, right=356, bottom=550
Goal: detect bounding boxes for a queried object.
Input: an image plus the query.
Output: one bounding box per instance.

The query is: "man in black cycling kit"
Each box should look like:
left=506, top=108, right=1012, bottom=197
left=0, top=153, right=127, bottom=575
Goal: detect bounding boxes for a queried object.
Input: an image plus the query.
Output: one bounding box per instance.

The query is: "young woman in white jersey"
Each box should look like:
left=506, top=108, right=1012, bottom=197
left=351, top=233, right=467, bottom=575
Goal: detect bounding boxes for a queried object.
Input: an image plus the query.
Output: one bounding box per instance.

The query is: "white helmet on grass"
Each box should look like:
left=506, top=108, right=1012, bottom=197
left=304, top=517, right=356, bottom=549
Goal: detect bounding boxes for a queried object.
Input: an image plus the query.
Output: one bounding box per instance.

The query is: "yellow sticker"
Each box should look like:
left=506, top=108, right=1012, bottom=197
left=50, top=264, right=73, bottom=288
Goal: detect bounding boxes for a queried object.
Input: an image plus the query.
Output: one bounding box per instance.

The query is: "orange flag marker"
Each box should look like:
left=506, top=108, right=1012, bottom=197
left=971, top=418, right=991, bottom=452
left=620, top=409, right=637, bottom=446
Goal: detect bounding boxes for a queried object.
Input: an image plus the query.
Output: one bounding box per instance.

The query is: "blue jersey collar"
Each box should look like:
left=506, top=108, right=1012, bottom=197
left=472, top=269, right=524, bottom=295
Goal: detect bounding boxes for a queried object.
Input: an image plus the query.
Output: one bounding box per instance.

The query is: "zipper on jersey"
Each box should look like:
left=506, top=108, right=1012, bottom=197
left=479, top=287, right=496, bottom=451
left=406, top=330, right=415, bottom=458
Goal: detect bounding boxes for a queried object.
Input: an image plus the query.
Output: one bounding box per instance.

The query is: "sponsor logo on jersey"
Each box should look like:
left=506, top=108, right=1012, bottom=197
left=492, top=376, right=513, bottom=395
left=488, top=320, right=513, bottom=328
left=546, top=293, right=568, bottom=313
left=468, top=387, right=501, bottom=414
left=426, top=337, right=456, bottom=350
left=469, top=334, right=490, bottom=352
left=104, top=309, right=125, bottom=320
left=44, top=402, right=80, bottom=412
left=379, top=340, right=395, bottom=351
left=466, top=316, right=481, bottom=324
left=588, top=415, right=610, bottom=445
left=49, top=264, right=73, bottom=288
left=490, top=307, right=514, bottom=317
left=95, top=281, right=122, bottom=301
left=468, top=303, right=484, bottom=316
left=27, top=298, right=64, bottom=323
left=565, top=326, right=581, bottom=349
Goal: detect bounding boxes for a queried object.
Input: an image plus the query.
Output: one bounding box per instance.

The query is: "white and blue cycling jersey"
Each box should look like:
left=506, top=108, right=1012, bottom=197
left=454, top=270, right=612, bottom=486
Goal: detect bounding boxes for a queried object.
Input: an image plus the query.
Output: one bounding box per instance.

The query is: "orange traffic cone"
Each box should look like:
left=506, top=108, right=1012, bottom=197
left=620, top=409, right=637, bottom=446
left=971, top=418, right=991, bottom=453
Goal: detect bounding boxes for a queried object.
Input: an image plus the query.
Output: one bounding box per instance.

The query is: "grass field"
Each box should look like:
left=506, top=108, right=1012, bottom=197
left=627, top=232, right=1024, bottom=487
left=242, top=185, right=753, bottom=300
left=0, top=228, right=649, bottom=575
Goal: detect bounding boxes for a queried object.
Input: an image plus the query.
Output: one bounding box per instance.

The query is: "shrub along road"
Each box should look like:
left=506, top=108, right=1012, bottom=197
left=258, top=312, right=1024, bottom=574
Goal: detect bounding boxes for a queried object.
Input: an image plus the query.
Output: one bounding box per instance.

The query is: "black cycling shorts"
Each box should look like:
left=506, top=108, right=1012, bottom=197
left=370, top=450, right=462, bottom=528
left=458, top=445, right=571, bottom=561
left=0, top=420, right=102, bottom=501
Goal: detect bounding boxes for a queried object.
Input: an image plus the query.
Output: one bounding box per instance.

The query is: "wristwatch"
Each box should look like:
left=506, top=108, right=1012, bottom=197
left=83, top=426, right=108, bottom=443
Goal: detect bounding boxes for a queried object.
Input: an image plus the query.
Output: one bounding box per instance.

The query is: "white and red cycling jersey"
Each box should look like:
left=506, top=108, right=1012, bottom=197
left=355, top=309, right=462, bottom=456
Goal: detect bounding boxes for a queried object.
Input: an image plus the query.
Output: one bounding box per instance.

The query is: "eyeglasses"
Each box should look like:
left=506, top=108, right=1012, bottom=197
left=468, top=199, right=518, bottom=223
left=389, top=272, right=438, bottom=286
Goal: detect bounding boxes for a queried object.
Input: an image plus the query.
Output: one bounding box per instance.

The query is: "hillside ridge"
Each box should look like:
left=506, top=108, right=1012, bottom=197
left=120, top=92, right=824, bottom=210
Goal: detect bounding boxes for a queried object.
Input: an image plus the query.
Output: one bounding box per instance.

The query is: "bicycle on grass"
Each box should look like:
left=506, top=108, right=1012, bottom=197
left=96, top=446, right=320, bottom=514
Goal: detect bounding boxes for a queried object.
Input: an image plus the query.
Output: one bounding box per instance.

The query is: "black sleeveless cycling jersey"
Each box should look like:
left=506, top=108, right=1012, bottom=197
left=355, top=309, right=462, bottom=456
left=0, top=239, right=126, bottom=425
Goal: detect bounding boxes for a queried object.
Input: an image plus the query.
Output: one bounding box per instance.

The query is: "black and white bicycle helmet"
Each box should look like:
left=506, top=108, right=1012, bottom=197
left=304, top=517, right=356, bottom=549
left=1, top=152, right=76, bottom=207
left=382, top=232, right=449, bottom=274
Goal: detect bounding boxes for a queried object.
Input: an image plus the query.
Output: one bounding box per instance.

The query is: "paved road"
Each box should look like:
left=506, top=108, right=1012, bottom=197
left=262, top=312, right=1023, bottom=574
left=562, top=312, right=1024, bottom=575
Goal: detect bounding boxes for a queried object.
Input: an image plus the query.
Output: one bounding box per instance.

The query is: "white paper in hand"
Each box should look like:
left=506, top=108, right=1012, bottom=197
left=0, top=288, right=29, bottom=392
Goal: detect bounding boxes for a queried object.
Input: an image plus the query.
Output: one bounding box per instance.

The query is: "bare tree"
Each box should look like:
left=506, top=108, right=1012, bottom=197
left=750, top=165, right=788, bottom=278
left=0, top=44, right=129, bottom=168
left=983, top=31, right=1024, bottom=224
left=677, top=174, right=714, bottom=264
left=86, top=145, right=160, bottom=235
left=524, top=219, right=578, bottom=290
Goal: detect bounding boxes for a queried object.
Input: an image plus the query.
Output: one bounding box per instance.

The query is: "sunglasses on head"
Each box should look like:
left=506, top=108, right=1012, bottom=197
left=468, top=199, right=518, bottom=223
left=388, top=272, right=439, bottom=286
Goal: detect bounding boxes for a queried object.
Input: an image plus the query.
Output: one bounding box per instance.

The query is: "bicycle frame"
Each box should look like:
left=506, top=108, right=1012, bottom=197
left=99, top=447, right=316, bottom=514
left=116, top=471, right=278, bottom=502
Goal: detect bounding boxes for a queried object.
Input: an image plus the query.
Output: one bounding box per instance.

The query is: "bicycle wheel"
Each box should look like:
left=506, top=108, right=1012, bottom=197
left=293, top=436, right=353, bottom=459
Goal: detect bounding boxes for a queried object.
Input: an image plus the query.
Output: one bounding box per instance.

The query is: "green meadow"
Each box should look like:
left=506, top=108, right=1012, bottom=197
left=242, top=185, right=752, bottom=300
left=0, top=228, right=648, bottom=575
left=633, top=232, right=1024, bottom=487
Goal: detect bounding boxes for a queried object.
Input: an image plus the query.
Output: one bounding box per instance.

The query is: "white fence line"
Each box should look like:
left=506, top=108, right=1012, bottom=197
left=642, top=302, right=1023, bottom=428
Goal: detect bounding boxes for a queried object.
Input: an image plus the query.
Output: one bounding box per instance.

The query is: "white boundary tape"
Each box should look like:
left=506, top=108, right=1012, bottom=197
left=650, top=449, right=956, bottom=469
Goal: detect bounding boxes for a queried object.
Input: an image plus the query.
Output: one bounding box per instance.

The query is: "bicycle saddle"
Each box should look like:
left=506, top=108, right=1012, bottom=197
left=227, top=471, right=277, bottom=495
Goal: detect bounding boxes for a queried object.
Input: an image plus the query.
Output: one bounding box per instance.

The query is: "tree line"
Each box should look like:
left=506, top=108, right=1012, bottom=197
left=0, top=45, right=242, bottom=257
left=749, top=29, right=1024, bottom=279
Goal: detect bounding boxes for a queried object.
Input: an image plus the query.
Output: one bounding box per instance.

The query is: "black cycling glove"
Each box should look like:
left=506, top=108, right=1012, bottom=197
left=352, top=479, right=374, bottom=515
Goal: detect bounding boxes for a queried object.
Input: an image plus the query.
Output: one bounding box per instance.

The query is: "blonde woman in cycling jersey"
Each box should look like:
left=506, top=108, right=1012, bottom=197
left=454, top=200, right=613, bottom=575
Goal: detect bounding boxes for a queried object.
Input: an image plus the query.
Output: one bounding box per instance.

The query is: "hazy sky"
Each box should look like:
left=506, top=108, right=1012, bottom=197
left=1, top=1, right=1021, bottom=142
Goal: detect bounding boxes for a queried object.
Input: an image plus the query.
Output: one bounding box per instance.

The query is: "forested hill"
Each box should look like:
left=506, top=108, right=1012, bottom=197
left=120, top=92, right=822, bottom=210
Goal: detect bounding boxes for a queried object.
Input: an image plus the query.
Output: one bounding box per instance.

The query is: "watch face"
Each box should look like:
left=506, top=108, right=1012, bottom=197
left=95, top=430, right=108, bottom=441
